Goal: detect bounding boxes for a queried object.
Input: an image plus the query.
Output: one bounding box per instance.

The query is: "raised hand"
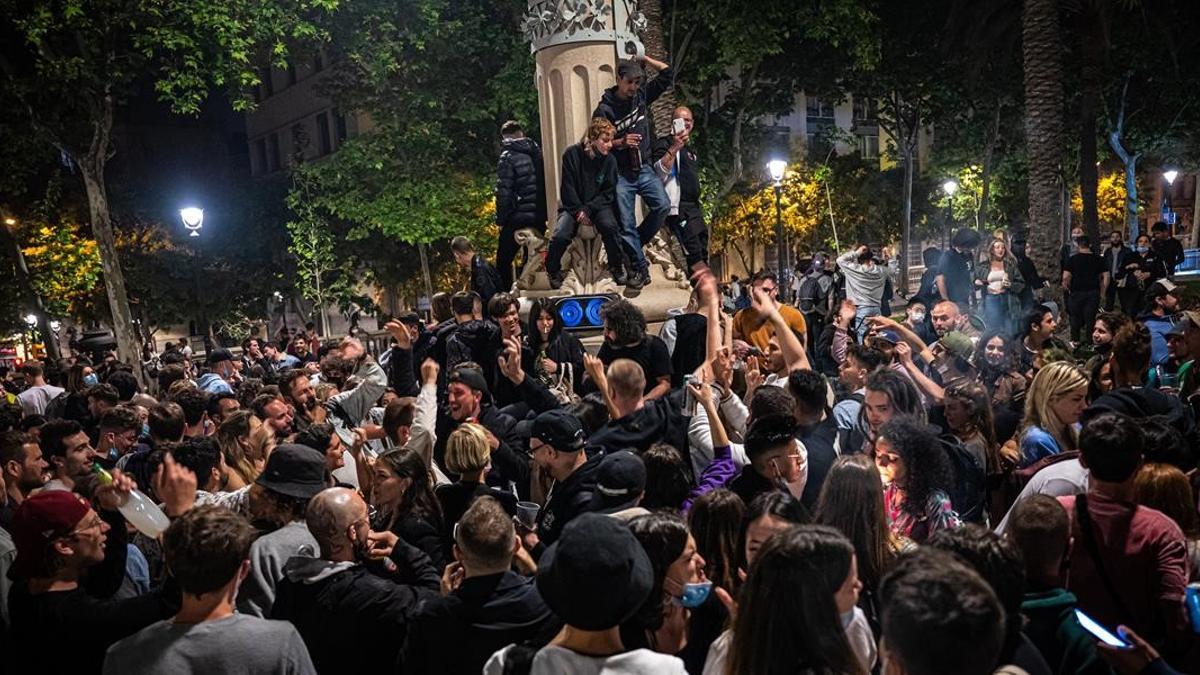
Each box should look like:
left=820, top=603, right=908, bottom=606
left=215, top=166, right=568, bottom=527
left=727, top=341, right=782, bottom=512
left=384, top=320, right=411, bottom=350
left=420, top=357, right=440, bottom=385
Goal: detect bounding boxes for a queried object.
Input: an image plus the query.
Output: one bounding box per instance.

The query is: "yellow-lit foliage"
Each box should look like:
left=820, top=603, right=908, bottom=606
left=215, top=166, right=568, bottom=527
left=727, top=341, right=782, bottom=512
left=20, top=222, right=101, bottom=317
left=711, top=166, right=824, bottom=273
left=1071, top=171, right=1131, bottom=229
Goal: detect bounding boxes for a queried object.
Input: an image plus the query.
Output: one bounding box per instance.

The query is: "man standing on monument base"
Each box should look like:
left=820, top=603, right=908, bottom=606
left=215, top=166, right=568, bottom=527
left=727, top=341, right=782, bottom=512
left=593, top=53, right=675, bottom=291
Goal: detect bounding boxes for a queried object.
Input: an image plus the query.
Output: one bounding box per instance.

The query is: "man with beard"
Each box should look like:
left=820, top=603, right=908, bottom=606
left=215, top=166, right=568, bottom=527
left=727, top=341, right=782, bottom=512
left=282, top=369, right=323, bottom=433
left=253, top=394, right=295, bottom=439
left=1, top=431, right=49, bottom=527
left=272, top=487, right=439, bottom=673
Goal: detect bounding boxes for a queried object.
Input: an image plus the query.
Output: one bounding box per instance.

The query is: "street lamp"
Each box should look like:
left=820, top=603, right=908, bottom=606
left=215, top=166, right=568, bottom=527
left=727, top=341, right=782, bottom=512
left=49, top=320, right=61, bottom=332
left=3, top=217, right=15, bottom=226
left=942, top=179, right=959, bottom=249
left=180, top=207, right=204, bottom=237
left=1162, top=170, right=1180, bottom=231
left=23, top=314, right=37, bottom=329
left=767, top=159, right=788, bottom=277
left=1164, top=170, right=1179, bottom=186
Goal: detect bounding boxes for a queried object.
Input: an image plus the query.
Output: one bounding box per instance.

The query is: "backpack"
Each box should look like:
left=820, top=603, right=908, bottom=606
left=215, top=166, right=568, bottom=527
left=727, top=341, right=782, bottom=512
left=939, top=434, right=986, bottom=524
left=798, top=273, right=831, bottom=317
left=42, top=392, right=68, bottom=420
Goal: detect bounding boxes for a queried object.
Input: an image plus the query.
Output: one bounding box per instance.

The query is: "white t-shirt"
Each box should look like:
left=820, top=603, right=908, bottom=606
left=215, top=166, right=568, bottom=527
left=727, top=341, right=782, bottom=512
left=486, top=644, right=686, bottom=675
left=16, top=384, right=64, bottom=416
left=995, top=458, right=1088, bottom=534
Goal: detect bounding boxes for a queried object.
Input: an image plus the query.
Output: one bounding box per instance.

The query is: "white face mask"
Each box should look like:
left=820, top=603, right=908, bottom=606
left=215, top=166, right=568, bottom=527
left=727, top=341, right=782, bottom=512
left=909, top=311, right=926, bottom=323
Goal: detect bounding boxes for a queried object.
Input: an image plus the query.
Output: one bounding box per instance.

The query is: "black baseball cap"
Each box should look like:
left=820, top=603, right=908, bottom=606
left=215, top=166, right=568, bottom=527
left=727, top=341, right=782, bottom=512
left=448, top=366, right=489, bottom=394
left=589, top=451, right=646, bottom=514
left=532, top=408, right=585, bottom=452
left=207, top=348, right=234, bottom=365
left=255, top=444, right=328, bottom=499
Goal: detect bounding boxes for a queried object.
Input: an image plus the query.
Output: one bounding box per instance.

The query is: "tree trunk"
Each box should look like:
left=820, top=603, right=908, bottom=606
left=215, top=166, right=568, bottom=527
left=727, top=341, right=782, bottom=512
left=901, top=144, right=914, bottom=294
left=1077, top=6, right=1104, bottom=244
left=978, top=106, right=1001, bottom=232
left=641, top=0, right=675, bottom=137
left=1022, top=0, right=1067, bottom=296
left=0, top=222, right=61, bottom=362
left=79, top=163, right=143, bottom=382
left=1121, top=155, right=1139, bottom=236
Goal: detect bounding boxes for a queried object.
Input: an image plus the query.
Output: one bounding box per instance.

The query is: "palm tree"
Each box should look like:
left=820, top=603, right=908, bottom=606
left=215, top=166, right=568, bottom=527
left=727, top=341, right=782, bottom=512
left=1022, top=0, right=1066, bottom=293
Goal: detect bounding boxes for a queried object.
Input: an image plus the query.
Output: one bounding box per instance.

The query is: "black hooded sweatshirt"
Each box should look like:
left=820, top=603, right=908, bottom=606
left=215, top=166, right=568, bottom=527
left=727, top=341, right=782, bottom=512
left=399, top=571, right=560, bottom=675
left=592, top=66, right=675, bottom=176
left=271, top=540, right=440, bottom=674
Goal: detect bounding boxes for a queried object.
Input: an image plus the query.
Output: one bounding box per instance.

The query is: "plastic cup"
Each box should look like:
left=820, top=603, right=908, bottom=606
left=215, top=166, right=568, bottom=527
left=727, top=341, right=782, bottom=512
left=515, top=501, right=540, bottom=530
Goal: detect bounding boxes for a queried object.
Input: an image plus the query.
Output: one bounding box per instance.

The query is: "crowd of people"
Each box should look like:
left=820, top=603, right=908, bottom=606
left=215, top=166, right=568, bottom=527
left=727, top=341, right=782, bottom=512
left=1, top=52, right=1199, bottom=675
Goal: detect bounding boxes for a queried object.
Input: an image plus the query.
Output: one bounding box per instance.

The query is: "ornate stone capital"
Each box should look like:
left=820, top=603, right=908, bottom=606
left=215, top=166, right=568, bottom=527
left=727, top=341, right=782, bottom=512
left=523, top=0, right=646, bottom=54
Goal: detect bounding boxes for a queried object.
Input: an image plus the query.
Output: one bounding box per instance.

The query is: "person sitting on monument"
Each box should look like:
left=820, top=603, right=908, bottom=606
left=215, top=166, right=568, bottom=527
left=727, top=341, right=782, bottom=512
left=594, top=53, right=675, bottom=291
left=546, top=117, right=633, bottom=290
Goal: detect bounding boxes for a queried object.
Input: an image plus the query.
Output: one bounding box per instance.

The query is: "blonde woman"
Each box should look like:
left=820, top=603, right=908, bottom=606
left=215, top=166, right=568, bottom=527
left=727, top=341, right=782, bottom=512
left=546, top=116, right=637, bottom=289
left=216, top=410, right=262, bottom=489
left=1018, top=362, right=1088, bottom=468
left=973, top=238, right=1024, bottom=337
left=434, top=423, right=516, bottom=537
left=246, top=418, right=277, bottom=470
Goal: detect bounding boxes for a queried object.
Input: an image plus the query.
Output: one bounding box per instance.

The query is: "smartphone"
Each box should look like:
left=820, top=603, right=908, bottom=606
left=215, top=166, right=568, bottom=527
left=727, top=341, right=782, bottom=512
left=1074, top=608, right=1132, bottom=648
left=672, top=117, right=686, bottom=135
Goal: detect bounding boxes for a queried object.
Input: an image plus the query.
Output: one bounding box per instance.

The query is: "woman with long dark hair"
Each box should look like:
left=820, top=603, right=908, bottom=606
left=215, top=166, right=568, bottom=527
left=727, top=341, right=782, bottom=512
left=688, top=489, right=745, bottom=594
left=621, top=512, right=708, bottom=657
left=723, top=526, right=867, bottom=675
left=973, top=331, right=1027, bottom=410
left=367, top=447, right=448, bottom=569
left=816, top=454, right=902, bottom=634
left=525, top=296, right=586, bottom=392
left=875, top=416, right=961, bottom=544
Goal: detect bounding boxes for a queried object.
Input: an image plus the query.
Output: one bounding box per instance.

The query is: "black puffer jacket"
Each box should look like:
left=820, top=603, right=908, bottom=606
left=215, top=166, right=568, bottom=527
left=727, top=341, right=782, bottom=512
left=496, top=137, right=546, bottom=229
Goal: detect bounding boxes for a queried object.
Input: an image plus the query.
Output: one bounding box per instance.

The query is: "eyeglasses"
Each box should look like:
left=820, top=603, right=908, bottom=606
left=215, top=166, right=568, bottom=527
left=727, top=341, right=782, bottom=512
left=68, top=516, right=104, bottom=538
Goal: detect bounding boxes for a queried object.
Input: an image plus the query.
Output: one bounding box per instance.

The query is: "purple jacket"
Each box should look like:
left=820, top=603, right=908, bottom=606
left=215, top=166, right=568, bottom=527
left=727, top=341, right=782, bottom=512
left=682, top=444, right=738, bottom=514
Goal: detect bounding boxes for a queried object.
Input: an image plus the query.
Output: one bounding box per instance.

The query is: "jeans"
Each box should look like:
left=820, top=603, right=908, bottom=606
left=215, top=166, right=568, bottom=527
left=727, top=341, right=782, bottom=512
left=855, top=305, right=881, bottom=343
left=616, top=164, right=671, bottom=271
left=545, top=210, right=627, bottom=276
left=1067, top=289, right=1100, bottom=343
left=982, top=294, right=1011, bottom=338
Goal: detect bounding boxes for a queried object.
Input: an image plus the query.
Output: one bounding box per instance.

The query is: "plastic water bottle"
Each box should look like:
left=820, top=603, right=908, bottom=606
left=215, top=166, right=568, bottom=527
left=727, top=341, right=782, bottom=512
left=92, top=463, right=171, bottom=538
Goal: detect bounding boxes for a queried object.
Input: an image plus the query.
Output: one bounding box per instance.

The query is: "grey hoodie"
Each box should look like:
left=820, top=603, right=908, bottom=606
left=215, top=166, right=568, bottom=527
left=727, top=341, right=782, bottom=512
left=237, top=521, right=318, bottom=618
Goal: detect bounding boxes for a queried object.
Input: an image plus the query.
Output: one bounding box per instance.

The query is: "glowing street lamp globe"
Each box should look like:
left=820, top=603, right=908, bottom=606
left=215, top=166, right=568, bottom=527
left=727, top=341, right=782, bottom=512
left=767, top=159, right=788, bottom=184
left=943, top=179, right=959, bottom=196
left=1164, top=170, right=1179, bottom=186
left=180, top=207, right=204, bottom=237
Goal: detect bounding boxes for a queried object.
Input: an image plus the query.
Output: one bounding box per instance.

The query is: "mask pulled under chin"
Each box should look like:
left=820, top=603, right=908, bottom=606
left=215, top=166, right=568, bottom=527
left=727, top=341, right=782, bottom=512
left=672, top=580, right=713, bottom=609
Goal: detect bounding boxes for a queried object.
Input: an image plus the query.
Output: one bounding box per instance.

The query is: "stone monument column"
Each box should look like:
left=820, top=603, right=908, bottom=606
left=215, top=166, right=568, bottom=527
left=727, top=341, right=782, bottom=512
left=517, top=1, right=689, bottom=316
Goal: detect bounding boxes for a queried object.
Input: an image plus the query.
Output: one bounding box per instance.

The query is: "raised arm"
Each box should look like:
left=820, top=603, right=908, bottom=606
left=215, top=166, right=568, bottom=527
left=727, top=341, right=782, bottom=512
left=753, top=284, right=810, bottom=372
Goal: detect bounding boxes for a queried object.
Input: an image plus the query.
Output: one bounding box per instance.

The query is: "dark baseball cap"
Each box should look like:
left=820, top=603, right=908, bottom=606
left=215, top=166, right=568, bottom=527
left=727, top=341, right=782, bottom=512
left=1146, top=279, right=1179, bottom=300
left=255, top=444, right=328, bottom=499
left=207, top=348, right=234, bottom=365
left=531, top=408, right=585, bottom=452
left=589, top=451, right=646, bottom=514
left=448, top=366, right=489, bottom=394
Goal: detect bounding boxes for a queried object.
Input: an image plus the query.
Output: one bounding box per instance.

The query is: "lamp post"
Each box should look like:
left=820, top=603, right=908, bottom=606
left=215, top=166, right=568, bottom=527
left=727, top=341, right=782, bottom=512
left=22, top=313, right=37, bottom=360
left=1162, top=170, right=1179, bottom=233
left=179, top=206, right=209, bottom=351
left=768, top=159, right=788, bottom=277
left=942, top=179, right=959, bottom=250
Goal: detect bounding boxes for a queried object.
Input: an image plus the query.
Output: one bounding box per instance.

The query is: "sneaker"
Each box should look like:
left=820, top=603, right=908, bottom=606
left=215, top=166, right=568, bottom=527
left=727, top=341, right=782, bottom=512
left=626, top=268, right=649, bottom=290
left=548, top=270, right=566, bottom=290
left=610, top=265, right=628, bottom=286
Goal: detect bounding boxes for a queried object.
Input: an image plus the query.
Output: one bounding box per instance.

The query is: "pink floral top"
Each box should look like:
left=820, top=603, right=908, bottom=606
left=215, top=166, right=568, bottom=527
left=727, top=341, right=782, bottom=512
left=885, top=484, right=962, bottom=544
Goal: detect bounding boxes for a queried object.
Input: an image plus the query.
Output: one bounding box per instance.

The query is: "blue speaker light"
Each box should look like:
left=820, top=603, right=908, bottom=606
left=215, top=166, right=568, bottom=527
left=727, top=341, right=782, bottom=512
left=559, top=300, right=584, bottom=327
left=585, top=297, right=606, bottom=326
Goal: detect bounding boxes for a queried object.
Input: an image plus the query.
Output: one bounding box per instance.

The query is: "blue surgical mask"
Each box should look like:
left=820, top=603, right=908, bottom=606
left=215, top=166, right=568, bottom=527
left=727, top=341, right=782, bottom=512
left=674, top=580, right=713, bottom=609
left=140, top=423, right=151, bottom=441
left=1137, top=245, right=1149, bottom=254
left=83, top=373, right=99, bottom=386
